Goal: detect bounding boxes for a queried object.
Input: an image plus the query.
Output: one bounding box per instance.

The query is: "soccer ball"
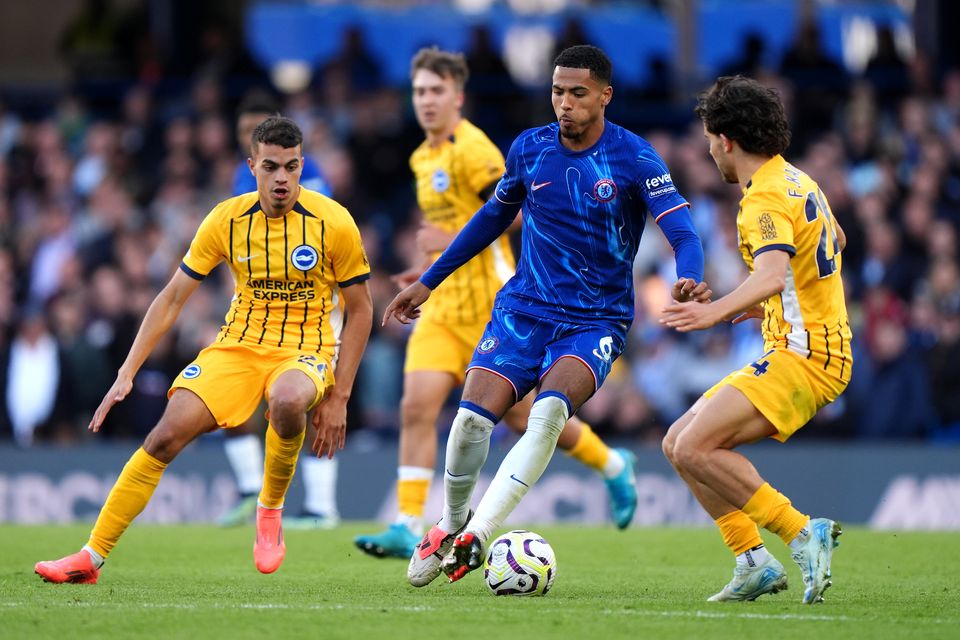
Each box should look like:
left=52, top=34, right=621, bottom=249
left=483, top=530, right=557, bottom=596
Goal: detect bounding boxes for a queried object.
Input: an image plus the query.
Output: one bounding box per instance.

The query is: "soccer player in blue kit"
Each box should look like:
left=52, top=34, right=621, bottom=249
left=383, top=45, right=710, bottom=587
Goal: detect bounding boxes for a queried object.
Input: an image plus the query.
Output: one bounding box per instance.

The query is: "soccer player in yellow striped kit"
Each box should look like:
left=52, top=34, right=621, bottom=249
left=661, top=76, right=851, bottom=604
left=354, top=47, right=638, bottom=560
left=35, top=116, right=372, bottom=583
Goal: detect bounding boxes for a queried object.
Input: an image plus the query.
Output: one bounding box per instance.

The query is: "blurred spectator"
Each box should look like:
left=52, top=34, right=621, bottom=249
left=863, top=24, right=911, bottom=110
left=323, top=26, right=384, bottom=96
left=853, top=289, right=936, bottom=438
left=779, top=19, right=849, bottom=151
left=4, top=306, right=64, bottom=447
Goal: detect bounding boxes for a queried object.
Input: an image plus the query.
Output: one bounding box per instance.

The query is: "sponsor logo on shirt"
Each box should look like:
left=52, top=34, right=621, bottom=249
left=645, top=173, right=677, bottom=197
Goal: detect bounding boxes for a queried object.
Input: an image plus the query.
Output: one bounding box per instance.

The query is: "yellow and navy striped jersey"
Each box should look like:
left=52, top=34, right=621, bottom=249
left=410, top=118, right=515, bottom=325
left=180, top=188, right=370, bottom=357
left=737, top=155, right=853, bottom=382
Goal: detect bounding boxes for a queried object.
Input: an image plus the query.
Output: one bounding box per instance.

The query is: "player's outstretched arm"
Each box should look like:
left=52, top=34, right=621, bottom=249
left=382, top=280, right=432, bottom=326
left=312, top=280, right=373, bottom=458
left=90, top=269, right=202, bottom=432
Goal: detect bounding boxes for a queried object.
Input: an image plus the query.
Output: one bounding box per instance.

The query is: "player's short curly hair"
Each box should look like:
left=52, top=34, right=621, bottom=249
left=250, top=116, right=302, bottom=150
left=695, top=76, right=791, bottom=156
left=553, top=45, right=613, bottom=85
left=410, top=47, right=469, bottom=88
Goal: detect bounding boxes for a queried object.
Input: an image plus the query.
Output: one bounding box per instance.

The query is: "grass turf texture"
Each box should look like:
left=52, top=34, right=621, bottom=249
left=2, top=524, right=957, bottom=640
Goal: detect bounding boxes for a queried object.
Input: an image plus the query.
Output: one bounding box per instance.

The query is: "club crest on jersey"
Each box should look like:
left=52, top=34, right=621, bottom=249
left=477, top=336, right=499, bottom=354
left=291, top=244, right=319, bottom=271
left=432, top=168, right=450, bottom=193
left=594, top=178, right=618, bottom=202
left=182, top=364, right=201, bottom=379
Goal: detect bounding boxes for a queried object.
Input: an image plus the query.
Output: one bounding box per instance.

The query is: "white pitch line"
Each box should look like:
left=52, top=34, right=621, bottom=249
left=0, top=601, right=955, bottom=625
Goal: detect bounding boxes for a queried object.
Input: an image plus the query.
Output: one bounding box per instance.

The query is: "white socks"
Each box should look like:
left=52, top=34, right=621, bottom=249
left=224, top=434, right=263, bottom=495
left=440, top=405, right=495, bottom=533
left=469, top=394, right=570, bottom=542
left=602, top=448, right=626, bottom=479
left=82, top=545, right=105, bottom=569
left=736, top=544, right=773, bottom=569
left=301, top=456, right=338, bottom=517
left=788, top=520, right=812, bottom=551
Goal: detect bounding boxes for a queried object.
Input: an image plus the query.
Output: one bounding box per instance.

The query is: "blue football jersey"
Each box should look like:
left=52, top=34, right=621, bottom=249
left=232, top=155, right=332, bottom=197
left=493, top=121, right=690, bottom=325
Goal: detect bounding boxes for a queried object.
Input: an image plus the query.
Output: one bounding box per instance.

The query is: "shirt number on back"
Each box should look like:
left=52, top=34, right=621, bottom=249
left=804, top=190, right=840, bottom=279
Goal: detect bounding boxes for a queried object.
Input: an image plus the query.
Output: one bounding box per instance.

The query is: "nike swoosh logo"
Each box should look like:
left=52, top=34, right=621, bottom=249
left=446, top=468, right=469, bottom=478
left=238, top=255, right=259, bottom=263
left=509, top=474, right=529, bottom=487
left=531, top=181, right=552, bottom=191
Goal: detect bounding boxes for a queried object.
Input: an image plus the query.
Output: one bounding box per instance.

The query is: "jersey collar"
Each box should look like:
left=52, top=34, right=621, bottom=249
left=742, top=154, right=786, bottom=195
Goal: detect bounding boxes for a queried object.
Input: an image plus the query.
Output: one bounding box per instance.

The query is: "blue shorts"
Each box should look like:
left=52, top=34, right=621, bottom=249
left=467, top=307, right=626, bottom=400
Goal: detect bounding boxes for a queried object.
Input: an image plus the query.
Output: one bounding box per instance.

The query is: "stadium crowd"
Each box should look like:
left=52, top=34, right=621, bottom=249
left=0, top=5, right=957, bottom=448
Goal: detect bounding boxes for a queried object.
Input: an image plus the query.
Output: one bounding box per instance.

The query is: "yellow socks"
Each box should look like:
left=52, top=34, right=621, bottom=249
left=259, top=427, right=306, bottom=509
left=742, top=482, right=809, bottom=545
left=715, top=510, right=764, bottom=555
left=87, top=447, right=167, bottom=558
left=566, top=422, right=610, bottom=473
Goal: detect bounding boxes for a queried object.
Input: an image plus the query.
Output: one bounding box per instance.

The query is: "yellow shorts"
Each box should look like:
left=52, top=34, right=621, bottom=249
left=404, top=317, right=487, bottom=384
left=704, top=348, right=847, bottom=442
left=169, top=341, right=334, bottom=428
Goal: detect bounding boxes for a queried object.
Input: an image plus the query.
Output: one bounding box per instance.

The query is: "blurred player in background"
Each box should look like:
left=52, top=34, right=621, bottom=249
left=661, top=76, right=850, bottom=604
left=354, top=47, right=641, bottom=560
left=220, top=91, right=341, bottom=529
left=384, top=45, right=707, bottom=585
left=35, top=117, right=372, bottom=583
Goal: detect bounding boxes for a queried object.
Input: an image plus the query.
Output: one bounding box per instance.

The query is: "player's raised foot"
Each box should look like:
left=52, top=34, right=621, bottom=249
left=253, top=506, right=285, bottom=574
left=791, top=518, right=842, bottom=604
left=605, top=448, right=638, bottom=529
left=35, top=550, right=100, bottom=585
left=441, top=532, right=485, bottom=583
left=707, top=555, right=788, bottom=602
left=407, top=512, right=471, bottom=587
left=283, top=510, right=341, bottom=530
left=219, top=494, right=258, bottom=527
left=355, top=523, right=419, bottom=559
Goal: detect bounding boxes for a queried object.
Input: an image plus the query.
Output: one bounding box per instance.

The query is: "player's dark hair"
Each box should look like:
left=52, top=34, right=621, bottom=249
left=695, top=75, right=791, bottom=156
left=236, top=89, right=279, bottom=117
left=553, top=45, right=613, bottom=85
left=410, top=47, right=469, bottom=88
left=251, top=116, right=302, bottom=151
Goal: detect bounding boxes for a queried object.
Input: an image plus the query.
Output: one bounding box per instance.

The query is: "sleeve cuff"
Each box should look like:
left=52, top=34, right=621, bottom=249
left=753, top=244, right=796, bottom=257
left=179, top=262, right=206, bottom=281
left=338, top=272, right=371, bottom=288
left=654, top=202, right=690, bottom=223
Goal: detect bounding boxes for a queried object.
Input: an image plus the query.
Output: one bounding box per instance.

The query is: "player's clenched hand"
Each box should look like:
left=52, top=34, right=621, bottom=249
left=311, top=394, right=348, bottom=459
left=660, top=300, right=722, bottom=332
left=416, top=223, right=454, bottom=254
left=390, top=266, right=423, bottom=290
left=671, top=278, right=712, bottom=303
left=89, top=375, right=134, bottom=433
left=732, top=304, right=765, bottom=324
left=382, top=281, right=431, bottom=326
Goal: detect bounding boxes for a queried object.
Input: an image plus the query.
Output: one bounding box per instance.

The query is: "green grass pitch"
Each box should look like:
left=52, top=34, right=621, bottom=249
left=2, top=523, right=957, bottom=639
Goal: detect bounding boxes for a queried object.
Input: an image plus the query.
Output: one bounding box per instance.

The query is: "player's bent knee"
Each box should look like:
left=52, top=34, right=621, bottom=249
left=451, top=403, right=496, bottom=442
left=143, top=425, right=189, bottom=463
left=670, top=435, right=706, bottom=472
left=661, top=433, right=676, bottom=463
